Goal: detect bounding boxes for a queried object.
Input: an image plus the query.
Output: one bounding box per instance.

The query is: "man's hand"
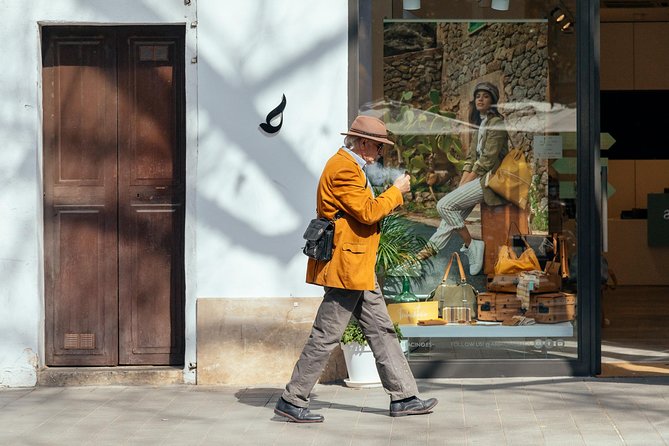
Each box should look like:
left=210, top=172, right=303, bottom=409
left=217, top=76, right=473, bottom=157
left=393, top=174, right=411, bottom=194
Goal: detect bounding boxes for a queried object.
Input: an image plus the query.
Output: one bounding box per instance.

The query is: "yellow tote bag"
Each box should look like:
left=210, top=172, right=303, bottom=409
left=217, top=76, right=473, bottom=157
left=486, top=148, right=531, bottom=209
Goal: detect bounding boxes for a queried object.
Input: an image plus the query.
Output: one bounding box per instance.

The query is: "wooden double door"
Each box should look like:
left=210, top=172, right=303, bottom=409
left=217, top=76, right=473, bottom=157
left=42, top=26, right=186, bottom=366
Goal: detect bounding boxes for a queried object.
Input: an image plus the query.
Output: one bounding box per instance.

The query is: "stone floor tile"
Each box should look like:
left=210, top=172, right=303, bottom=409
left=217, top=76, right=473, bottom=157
left=544, top=437, right=586, bottom=446
left=2, top=378, right=669, bottom=445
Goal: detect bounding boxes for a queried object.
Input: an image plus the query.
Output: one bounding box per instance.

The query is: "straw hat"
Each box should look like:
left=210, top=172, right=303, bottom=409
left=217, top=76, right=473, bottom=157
left=341, top=115, right=395, bottom=146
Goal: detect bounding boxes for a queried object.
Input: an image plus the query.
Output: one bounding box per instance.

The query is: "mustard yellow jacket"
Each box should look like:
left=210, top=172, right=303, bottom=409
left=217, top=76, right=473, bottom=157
left=306, top=148, right=404, bottom=291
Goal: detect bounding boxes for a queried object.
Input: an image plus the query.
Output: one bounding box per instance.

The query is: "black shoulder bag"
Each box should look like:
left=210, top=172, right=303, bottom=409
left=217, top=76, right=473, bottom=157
left=302, top=212, right=342, bottom=262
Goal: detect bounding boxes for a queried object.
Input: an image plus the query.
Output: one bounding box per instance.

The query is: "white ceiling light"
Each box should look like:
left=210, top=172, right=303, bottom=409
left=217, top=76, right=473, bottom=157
left=491, top=0, right=510, bottom=10
left=403, top=0, right=421, bottom=10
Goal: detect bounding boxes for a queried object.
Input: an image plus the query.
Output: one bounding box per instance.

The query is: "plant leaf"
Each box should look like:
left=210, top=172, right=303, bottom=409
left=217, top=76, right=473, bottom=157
left=410, top=156, right=427, bottom=170
left=429, top=90, right=440, bottom=105
left=416, top=143, right=431, bottom=155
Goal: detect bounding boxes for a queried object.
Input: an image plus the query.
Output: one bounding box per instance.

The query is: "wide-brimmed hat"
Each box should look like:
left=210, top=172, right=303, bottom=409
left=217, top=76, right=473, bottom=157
left=473, top=82, right=500, bottom=104
left=341, top=115, right=395, bottom=146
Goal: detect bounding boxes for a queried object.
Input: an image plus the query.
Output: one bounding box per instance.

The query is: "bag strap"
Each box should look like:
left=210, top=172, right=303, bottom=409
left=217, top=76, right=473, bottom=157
left=506, top=222, right=531, bottom=249
left=453, top=252, right=467, bottom=282
left=549, top=234, right=559, bottom=262
left=507, top=221, right=521, bottom=238
left=560, top=236, right=570, bottom=278
left=441, top=252, right=467, bottom=283
left=316, top=210, right=344, bottom=222
left=543, top=234, right=560, bottom=273
left=441, top=255, right=455, bottom=282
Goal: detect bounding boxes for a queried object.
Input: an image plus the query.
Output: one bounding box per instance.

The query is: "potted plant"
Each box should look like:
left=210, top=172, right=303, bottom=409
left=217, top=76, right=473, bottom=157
left=340, top=319, right=407, bottom=387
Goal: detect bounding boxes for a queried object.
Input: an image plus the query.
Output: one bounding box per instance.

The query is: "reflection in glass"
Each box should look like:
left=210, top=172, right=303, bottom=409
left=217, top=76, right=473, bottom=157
left=365, top=9, right=579, bottom=362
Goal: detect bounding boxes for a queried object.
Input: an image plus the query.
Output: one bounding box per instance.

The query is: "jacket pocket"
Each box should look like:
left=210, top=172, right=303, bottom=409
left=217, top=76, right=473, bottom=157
left=342, top=243, right=366, bottom=254
left=341, top=243, right=369, bottom=286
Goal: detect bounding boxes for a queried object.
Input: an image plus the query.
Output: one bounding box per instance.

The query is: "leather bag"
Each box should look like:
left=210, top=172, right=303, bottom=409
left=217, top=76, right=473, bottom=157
left=485, top=147, right=531, bottom=209
left=487, top=270, right=559, bottom=294
left=494, top=223, right=541, bottom=275
left=430, top=252, right=478, bottom=321
left=511, top=234, right=556, bottom=269
left=487, top=274, right=520, bottom=293
left=302, top=218, right=335, bottom=261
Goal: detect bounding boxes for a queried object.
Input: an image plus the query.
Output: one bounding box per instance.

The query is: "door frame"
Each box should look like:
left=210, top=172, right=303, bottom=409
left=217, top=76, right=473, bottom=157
left=39, top=23, right=196, bottom=372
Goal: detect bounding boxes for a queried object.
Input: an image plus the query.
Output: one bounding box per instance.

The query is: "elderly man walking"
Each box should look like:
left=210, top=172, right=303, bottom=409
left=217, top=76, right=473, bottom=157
left=274, top=115, right=438, bottom=423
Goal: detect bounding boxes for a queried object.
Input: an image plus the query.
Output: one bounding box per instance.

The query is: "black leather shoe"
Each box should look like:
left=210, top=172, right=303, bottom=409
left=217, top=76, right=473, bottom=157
left=389, top=396, right=438, bottom=417
left=274, top=397, right=324, bottom=423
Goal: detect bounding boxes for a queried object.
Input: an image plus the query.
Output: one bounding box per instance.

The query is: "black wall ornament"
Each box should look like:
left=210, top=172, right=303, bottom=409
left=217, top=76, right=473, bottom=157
left=259, top=94, right=287, bottom=134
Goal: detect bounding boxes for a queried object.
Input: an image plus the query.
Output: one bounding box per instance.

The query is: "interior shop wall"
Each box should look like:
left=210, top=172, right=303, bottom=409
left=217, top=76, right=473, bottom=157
left=195, top=1, right=348, bottom=299
left=601, top=21, right=669, bottom=285
left=0, top=0, right=194, bottom=387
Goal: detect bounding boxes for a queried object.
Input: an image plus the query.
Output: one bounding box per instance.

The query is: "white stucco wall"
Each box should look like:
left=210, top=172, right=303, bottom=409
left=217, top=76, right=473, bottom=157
left=0, top=0, right=196, bottom=387
left=0, top=0, right=348, bottom=387
left=195, top=1, right=348, bottom=299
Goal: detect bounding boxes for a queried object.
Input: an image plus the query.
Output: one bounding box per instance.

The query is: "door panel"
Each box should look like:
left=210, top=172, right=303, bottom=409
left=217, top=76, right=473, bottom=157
left=43, top=26, right=185, bottom=366
left=120, top=208, right=183, bottom=362
left=118, top=30, right=185, bottom=364
left=43, top=29, right=119, bottom=365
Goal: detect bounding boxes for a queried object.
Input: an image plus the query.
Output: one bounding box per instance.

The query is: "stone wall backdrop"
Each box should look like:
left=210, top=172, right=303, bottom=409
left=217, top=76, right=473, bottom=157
left=384, top=48, right=443, bottom=110
left=383, top=21, right=550, bottom=230
left=438, top=22, right=548, bottom=151
left=384, top=22, right=441, bottom=109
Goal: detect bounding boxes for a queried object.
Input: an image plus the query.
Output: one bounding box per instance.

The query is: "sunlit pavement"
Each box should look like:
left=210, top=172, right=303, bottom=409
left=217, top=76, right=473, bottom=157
left=1, top=377, right=668, bottom=445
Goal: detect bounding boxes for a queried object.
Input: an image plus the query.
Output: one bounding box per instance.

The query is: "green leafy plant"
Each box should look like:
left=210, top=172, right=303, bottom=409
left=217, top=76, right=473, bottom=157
left=341, top=319, right=404, bottom=346
left=376, top=214, right=430, bottom=276
left=385, top=90, right=466, bottom=193
left=529, top=174, right=548, bottom=232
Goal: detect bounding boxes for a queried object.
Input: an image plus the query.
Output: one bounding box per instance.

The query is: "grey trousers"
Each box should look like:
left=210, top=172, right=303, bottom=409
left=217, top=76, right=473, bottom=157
left=282, top=283, right=419, bottom=408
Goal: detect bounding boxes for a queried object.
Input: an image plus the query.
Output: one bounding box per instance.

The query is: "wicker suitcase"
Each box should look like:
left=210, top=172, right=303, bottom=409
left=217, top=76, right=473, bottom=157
left=526, top=292, right=576, bottom=323
left=477, top=292, right=522, bottom=322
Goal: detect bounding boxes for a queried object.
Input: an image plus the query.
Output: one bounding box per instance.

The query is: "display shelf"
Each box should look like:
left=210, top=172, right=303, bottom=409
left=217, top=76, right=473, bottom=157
left=400, top=321, right=574, bottom=338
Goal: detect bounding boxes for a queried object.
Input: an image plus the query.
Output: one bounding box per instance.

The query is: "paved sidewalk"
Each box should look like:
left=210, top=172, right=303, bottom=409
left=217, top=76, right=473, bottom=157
left=1, top=377, right=668, bottom=445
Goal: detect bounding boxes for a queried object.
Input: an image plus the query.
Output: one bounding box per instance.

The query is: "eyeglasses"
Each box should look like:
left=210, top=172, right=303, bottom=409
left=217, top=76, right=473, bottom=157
left=367, top=141, right=384, bottom=152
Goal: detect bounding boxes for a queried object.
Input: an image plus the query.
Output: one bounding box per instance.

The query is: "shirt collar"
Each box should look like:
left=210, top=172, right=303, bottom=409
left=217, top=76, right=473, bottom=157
left=342, top=146, right=367, bottom=171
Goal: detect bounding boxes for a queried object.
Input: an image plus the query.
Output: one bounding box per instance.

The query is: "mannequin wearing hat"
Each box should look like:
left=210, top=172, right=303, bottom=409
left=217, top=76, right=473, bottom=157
left=419, top=82, right=509, bottom=276
left=275, top=115, right=438, bottom=423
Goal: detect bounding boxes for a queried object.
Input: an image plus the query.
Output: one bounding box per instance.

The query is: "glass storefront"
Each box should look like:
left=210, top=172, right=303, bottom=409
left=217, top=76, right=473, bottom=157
left=352, top=0, right=601, bottom=376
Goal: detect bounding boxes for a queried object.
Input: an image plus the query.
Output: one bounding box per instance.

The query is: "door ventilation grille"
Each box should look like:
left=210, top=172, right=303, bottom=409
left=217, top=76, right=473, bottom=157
left=64, top=333, right=96, bottom=350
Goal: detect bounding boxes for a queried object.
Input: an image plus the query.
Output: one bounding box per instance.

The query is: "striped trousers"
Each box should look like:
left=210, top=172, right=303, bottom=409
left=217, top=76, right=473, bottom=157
left=428, top=179, right=484, bottom=252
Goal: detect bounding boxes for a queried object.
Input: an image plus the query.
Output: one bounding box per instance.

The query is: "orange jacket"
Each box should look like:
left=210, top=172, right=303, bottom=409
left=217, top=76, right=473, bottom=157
left=306, top=148, right=404, bottom=290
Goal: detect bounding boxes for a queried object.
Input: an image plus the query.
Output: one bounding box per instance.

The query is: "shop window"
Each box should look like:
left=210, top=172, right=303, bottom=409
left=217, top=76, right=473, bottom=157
left=361, top=1, right=581, bottom=366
